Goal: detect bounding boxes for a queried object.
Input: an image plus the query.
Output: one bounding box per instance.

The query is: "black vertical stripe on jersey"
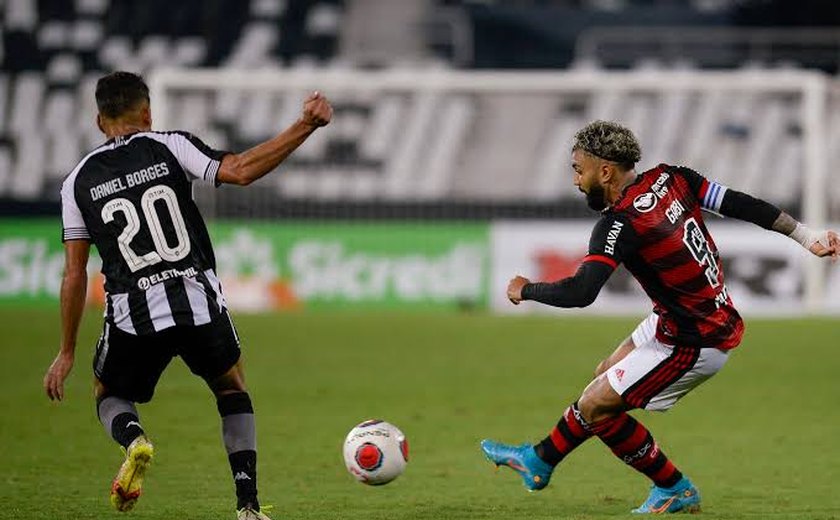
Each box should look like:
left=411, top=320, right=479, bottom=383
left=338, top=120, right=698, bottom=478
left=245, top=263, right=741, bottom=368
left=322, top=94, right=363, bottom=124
left=128, top=289, right=155, bottom=335
left=164, top=277, right=195, bottom=327
left=105, top=294, right=114, bottom=323
left=196, top=270, right=222, bottom=320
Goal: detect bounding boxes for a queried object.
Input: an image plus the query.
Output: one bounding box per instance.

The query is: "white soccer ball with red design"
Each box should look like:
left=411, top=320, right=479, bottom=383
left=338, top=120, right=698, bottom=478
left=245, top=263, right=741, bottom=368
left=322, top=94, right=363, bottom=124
left=343, top=419, right=408, bottom=485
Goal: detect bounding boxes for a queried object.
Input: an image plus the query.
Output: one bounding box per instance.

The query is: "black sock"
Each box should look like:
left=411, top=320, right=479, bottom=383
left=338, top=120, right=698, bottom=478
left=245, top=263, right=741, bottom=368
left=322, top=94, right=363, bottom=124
left=111, top=412, right=144, bottom=448
left=230, top=450, right=258, bottom=510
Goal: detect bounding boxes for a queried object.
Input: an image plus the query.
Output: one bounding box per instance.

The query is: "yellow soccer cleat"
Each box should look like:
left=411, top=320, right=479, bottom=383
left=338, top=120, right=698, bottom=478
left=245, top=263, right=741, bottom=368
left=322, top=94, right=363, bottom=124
left=110, top=435, right=154, bottom=512
left=236, top=505, right=274, bottom=520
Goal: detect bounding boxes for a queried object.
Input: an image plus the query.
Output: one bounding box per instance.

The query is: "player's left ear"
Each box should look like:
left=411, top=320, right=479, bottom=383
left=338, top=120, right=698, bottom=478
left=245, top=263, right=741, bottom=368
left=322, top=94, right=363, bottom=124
left=96, top=114, right=105, bottom=135
left=141, top=105, right=152, bottom=129
left=599, top=161, right=614, bottom=182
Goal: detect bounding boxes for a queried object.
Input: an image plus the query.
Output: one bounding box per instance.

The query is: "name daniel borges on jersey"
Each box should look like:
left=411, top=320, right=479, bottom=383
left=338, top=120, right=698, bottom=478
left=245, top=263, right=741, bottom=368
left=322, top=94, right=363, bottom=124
left=90, top=161, right=170, bottom=201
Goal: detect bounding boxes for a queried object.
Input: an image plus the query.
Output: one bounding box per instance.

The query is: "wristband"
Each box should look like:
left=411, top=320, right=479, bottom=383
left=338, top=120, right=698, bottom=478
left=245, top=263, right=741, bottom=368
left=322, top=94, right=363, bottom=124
left=789, top=223, right=822, bottom=249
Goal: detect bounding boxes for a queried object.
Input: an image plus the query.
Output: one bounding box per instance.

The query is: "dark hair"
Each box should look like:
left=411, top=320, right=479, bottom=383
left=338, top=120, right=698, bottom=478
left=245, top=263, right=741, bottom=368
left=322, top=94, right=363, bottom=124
left=572, top=120, right=641, bottom=170
left=95, top=71, right=150, bottom=119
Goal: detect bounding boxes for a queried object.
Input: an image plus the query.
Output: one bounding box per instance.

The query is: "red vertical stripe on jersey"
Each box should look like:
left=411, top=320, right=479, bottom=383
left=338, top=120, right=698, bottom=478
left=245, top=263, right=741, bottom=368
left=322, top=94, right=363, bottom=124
left=698, top=178, right=710, bottom=201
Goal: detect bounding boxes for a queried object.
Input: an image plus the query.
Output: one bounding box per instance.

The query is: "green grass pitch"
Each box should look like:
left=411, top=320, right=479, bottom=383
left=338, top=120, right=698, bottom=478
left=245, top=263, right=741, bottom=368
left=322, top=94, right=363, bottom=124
left=1, top=308, right=838, bottom=519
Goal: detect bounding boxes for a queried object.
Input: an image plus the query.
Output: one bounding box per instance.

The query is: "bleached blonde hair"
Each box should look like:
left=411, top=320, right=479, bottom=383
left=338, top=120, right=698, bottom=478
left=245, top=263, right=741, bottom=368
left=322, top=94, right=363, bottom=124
left=573, top=120, right=641, bottom=170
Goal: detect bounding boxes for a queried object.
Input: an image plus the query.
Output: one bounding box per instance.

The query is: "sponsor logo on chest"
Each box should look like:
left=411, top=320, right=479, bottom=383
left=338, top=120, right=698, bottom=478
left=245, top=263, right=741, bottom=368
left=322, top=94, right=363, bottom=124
left=632, top=171, right=671, bottom=214
left=631, top=171, right=688, bottom=225
left=665, top=199, right=686, bottom=224
left=633, top=192, right=657, bottom=212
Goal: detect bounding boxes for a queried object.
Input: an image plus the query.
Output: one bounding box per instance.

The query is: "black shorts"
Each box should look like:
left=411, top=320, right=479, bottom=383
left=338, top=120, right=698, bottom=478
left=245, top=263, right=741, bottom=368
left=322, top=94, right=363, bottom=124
left=92, top=311, right=241, bottom=403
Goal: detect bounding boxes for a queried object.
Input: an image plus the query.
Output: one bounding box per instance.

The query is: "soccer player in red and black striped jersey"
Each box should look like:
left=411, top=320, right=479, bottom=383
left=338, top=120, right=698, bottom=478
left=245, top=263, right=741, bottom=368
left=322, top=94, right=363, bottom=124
left=481, top=120, right=839, bottom=514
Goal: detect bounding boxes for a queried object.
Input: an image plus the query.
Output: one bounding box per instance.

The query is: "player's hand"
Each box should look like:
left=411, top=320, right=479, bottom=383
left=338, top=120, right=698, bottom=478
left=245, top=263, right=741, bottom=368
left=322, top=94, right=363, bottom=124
left=44, top=351, right=74, bottom=401
left=507, top=275, right=530, bottom=305
left=809, top=230, right=839, bottom=261
left=301, top=91, right=332, bottom=128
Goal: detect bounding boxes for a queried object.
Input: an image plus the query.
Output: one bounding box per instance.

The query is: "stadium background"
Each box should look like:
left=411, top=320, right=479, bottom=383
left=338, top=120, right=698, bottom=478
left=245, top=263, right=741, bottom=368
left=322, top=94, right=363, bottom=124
left=2, top=1, right=839, bottom=519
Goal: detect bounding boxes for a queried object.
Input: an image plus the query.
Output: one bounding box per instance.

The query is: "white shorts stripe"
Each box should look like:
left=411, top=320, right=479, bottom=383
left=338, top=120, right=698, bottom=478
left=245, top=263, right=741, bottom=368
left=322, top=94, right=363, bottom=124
left=145, top=282, right=176, bottom=332
left=95, top=323, right=111, bottom=374
left=608, top=313, right=729, bottom=411
left=184, top=276, right=211, bottom=326
left=204, top=269, right=227, bottom=310
left=109, top=292, right=136, bottom=334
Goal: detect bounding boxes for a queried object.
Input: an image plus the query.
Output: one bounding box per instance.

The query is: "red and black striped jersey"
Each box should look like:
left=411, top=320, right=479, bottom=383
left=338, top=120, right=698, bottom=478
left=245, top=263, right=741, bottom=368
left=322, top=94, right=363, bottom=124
left=585, top=164, right=744, bottom=350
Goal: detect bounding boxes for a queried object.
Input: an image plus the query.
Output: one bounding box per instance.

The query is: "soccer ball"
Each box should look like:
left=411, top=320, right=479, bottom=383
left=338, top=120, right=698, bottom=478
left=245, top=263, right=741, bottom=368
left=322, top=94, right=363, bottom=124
left=343, top=419, right=408, bottom=485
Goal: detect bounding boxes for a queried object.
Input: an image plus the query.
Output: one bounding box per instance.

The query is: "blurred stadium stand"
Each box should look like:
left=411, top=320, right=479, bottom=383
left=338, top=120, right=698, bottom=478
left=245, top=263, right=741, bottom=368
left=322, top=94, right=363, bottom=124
left=1, top=0, right=839, bottom=221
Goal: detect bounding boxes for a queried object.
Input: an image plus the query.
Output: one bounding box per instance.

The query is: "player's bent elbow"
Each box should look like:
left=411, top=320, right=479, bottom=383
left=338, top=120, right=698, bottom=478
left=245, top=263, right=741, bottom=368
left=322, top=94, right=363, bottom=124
left=232, top=174, right=254, bottom=186
left=218, top=156, right=253, bottom=186
left=577, top=291, right=599, bottom=308
left=63, top=267, right=87, bottom=281
left=222, top=168, right=253, bottom=186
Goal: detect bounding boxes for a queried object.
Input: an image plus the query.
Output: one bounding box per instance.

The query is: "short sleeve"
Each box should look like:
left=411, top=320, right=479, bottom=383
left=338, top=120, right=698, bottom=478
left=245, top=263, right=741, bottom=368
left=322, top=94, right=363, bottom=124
left=583, top=214, right=635, bottom=269
left=161, top=132, right=230, bottom=185
left=672, top=166, right=728, bottom=213
left=60, top=176, right=90, bottom=242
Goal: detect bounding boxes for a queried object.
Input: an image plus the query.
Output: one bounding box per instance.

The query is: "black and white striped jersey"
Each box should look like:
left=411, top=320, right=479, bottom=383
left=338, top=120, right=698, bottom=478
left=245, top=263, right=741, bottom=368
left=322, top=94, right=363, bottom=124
left=61, top=131, right=230, bottom=335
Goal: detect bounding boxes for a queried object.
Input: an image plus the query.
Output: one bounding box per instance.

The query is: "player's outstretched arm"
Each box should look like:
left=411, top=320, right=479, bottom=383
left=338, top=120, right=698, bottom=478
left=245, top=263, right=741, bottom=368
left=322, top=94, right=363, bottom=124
left=508, top=215, right=632, bottom=308
left=44, top=240, right=90, bottom=401
left=217, top=91, right=332, bottom=186
left=718, top=189, right=839, bottom=260
left=507, top=262, right=614, bottom=308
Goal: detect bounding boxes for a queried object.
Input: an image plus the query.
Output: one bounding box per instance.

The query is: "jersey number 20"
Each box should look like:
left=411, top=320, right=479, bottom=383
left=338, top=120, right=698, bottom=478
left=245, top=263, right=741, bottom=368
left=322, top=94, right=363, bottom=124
left=682, top=217, right=720, bottom=289
left=101, top=185, right=191, bottom=272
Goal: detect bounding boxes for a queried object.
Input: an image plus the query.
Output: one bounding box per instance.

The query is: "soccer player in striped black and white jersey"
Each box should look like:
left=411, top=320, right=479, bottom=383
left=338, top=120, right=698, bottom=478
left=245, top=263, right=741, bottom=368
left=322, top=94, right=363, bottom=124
left=482, top=120, right=839, bottom=514
left=43, top=71, right=331, bottom=520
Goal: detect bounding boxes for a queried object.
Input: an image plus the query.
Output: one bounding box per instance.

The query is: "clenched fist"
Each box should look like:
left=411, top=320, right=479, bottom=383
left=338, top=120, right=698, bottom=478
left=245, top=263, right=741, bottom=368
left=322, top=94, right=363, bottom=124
left=809, top=230, right=839, bottom=260
left=301, top=91, right=332, bottom=128
left=507, top=275, right=530, bottom=305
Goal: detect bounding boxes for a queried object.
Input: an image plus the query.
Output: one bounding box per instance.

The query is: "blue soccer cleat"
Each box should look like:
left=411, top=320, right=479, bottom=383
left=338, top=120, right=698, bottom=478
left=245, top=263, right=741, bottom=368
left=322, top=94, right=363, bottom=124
left=632, top=476, right=701, bottom=514
left=480, top=439, right=553, bottom=491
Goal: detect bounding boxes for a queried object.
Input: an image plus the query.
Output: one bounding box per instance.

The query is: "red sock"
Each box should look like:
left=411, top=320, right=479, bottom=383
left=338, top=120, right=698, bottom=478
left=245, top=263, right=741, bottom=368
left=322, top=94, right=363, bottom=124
left=535, top=402, right=593, bottom=466
left=590, top=412, right=682, bottom=488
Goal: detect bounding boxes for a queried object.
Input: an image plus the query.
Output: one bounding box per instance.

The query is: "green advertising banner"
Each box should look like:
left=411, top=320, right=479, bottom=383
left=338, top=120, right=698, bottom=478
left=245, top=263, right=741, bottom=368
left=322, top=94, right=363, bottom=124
left=0, top=219, right=490, bottom=310
left=0, top=219, right=73, bottom=304
left=211, top=222, right=489, bottom=310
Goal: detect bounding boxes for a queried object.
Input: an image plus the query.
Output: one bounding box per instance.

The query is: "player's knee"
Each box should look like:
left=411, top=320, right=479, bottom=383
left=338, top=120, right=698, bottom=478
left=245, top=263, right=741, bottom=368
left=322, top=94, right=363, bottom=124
left=206, top=360, right=247, bottom=396
left=578, top=377, right=624, bottom=424
left=577, top=394, right=601, bottom=424
left=216, top=390, right=253, bottom=417
left=208, top=371, right=247, bottom=396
